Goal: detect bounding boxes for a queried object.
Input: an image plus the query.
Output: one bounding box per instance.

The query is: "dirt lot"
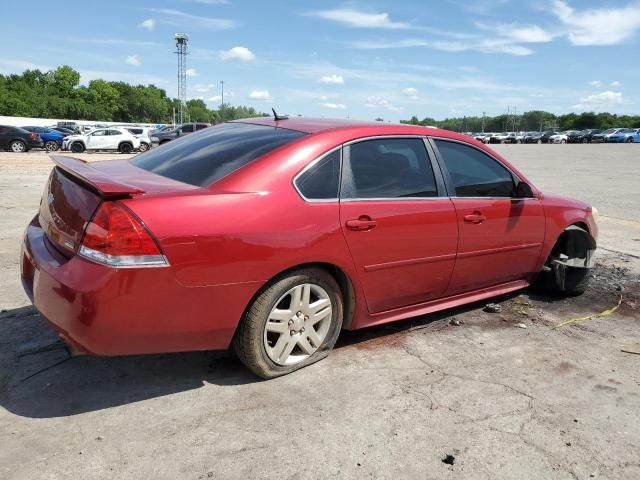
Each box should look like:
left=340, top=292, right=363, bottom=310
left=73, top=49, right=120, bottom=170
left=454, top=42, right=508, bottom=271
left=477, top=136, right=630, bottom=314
left=1, top=145, right=639, bottom=479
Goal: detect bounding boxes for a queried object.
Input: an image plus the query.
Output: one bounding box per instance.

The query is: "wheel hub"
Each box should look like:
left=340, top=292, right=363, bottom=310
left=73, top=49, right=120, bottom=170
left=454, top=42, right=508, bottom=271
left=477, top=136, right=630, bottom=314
left=263, top=283, right=333, bottom=366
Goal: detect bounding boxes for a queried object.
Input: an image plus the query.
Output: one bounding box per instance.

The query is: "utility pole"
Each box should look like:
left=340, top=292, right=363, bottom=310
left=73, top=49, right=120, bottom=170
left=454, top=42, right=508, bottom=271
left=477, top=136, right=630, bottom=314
left=174, top=33, right=189, bottom=125
left=481, top=111, right=486, bottom=133
left=220, top=80, right=224, bottom=107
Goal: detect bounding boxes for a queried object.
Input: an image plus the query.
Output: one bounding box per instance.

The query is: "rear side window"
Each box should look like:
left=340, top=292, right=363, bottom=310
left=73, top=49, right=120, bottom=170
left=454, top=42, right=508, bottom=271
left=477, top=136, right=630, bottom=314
left=132, top=123, right=306, bottom=187
left=343, top=138, right=438, bottom=199
left=181, top=124, right=194, bottom=133
left=295, top=149, right=341, bottom=200
left=434, top=140, right=515, bottom=198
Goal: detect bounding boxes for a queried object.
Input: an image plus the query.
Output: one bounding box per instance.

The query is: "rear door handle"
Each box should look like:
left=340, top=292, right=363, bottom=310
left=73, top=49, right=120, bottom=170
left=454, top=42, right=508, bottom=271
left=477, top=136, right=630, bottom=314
left=346, top=216, right=377, bottom=231
left=463, top=212, right=486, bottom=224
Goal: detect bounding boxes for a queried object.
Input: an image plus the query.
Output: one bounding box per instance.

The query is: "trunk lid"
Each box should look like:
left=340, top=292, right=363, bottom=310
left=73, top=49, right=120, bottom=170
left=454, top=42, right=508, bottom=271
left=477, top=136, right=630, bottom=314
left=39, top=156, right=197, bottom=256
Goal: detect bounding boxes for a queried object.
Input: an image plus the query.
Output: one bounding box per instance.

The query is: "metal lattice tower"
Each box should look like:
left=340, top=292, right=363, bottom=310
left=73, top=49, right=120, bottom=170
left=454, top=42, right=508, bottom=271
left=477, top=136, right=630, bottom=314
left=174, top=33, right=189, bottom=124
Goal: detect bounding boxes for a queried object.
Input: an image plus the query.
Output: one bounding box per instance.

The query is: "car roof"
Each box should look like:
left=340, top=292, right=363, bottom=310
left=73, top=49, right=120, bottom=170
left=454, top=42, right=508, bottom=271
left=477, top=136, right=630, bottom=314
left=231, top=116, right=460, bottom=137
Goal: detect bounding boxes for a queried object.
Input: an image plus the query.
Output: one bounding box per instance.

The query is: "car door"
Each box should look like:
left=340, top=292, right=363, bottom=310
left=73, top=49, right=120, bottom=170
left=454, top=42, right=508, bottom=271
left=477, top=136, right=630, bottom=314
left=339, top=137, right=458, bottom=313
left=106, top=129, right=124, bottom=149
left=86, top=129, right=108, bottom=149
left=431, top=138, right=545, bottom=295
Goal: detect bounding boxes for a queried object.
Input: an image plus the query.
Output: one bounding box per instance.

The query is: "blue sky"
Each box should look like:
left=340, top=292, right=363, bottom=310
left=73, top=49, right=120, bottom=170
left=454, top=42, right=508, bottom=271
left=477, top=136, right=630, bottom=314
left=1, top=0, right=639, bottom=121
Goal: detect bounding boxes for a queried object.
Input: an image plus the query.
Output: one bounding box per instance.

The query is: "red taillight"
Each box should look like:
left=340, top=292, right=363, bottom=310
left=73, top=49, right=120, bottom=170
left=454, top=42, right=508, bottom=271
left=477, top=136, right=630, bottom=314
left=79, top=202, right=168, bottom=267
left=28, top=133, right=38, bottom=140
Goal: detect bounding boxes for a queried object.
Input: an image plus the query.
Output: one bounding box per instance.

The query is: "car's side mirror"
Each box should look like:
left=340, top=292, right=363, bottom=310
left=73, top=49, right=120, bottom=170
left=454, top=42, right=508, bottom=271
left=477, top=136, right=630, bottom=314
left=516, top=182, right=534, bottom=198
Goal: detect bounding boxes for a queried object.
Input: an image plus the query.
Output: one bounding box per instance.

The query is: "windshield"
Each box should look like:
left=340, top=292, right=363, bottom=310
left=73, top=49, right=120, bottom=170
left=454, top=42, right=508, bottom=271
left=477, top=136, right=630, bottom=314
left=601, top=129, right=616, bottom=134
left=132, top=122, right=307, bottom=187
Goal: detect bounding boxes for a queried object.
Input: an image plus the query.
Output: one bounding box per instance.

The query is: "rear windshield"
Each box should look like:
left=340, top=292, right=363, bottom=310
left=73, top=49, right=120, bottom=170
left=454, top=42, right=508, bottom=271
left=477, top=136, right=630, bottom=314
left=131, top=122, right=306, bottom=187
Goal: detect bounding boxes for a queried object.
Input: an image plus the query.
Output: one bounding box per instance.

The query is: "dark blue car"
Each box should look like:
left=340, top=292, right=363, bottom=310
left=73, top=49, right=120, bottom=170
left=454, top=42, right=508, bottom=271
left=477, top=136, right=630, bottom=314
left=21, top=126, right=66, bottom=151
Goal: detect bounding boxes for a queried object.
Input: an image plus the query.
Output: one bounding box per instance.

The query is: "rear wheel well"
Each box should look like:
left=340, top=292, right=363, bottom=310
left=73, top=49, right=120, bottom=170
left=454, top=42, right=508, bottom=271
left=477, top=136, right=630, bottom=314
left=241, top=262, right=357, bottom=333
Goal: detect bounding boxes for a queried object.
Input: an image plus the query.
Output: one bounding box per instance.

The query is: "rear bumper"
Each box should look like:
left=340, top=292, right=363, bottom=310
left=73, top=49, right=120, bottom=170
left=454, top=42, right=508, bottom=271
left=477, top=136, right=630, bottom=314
left=21, top=217, right=258, bottom=355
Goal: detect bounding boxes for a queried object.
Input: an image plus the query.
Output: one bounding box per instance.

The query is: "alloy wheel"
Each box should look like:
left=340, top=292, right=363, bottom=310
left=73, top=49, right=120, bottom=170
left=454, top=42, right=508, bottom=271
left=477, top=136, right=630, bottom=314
left=11, top=141, right=25, bottom=152
left=263, top=283, right=332, bottom=366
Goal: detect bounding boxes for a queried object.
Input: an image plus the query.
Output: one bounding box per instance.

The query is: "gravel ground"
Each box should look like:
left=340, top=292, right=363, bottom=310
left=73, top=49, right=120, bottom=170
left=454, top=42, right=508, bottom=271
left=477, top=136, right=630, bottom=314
left=1, top=145, right=639, bottom=480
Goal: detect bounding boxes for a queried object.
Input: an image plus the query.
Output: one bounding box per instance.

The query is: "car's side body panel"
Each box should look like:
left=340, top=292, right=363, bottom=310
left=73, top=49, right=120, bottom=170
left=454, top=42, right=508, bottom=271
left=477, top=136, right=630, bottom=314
left=21, top=118, right=598, bottom=356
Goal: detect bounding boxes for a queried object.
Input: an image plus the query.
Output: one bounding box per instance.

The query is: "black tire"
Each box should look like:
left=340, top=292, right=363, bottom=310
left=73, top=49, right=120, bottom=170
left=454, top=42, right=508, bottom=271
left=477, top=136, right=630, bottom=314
left=626, top=137, right=633, bottom=143
left=45, top=140, right=59, bottom=152
left=537, top=139, right=542, bottom=144
left=233, top=267, right=344, bottom=379
left=10, top=140, right=26, bottom=153
left=71, top=142, right=85, bottom=153
left=119, top=142, right=133, bottom=154
left=138, top=142, right=150, bottom=152
left=582, top=138, right=588, bottom=143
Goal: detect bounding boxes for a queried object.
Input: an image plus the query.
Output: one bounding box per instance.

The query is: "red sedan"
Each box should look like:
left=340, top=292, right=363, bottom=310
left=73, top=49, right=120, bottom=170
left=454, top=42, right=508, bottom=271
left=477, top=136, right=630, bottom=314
left=21, top=117, right=598, bottom=378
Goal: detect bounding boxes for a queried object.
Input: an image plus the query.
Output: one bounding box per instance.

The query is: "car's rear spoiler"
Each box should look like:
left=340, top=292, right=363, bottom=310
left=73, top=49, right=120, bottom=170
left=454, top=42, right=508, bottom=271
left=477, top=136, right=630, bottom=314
left=50, top=156, right=145, bottom=197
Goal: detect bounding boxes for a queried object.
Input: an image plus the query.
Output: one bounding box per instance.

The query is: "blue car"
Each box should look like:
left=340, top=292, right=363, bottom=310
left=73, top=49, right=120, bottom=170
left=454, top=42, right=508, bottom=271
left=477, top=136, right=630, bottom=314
left=606, top=128, right=640, bottom=143
left=21, top=126, right=66, bottom=151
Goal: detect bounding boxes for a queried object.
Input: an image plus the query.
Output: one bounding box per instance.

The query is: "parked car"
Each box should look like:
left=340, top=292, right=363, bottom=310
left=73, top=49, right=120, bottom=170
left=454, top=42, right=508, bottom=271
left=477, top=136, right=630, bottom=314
left=581, top=129, right=602, bottom=143
left=0, top=125, right=43, bottom=152
left=522, top=131, right=543, bottom=143
left=549, top=132, right=569, bottom=144
left=21, top=117, right=598, bottom=378
left=591, top=128, right=621, bottom=143
left=150, top=123, right=211, bottom=145
left=50, top=126, right=77, bottom=136
left=473, top=133, right=489, bottom=142
left=492, top=132, right=518, bottom=144
left=481, top=133, right=497, bottom=144
left=57, top=121, right=80, bottom=133
left=566, top=130, right=587, bottom=143
left=62, top=127, right=140, bottom=153
left=523, top=131, right=559, bottom=144
left=120, top=126, right=152, bottom=152
left=606, top=128, right=640, bottom=143
left=21, top=126, right=66, bottom=151
left=515, top=132, right=526, bottom=143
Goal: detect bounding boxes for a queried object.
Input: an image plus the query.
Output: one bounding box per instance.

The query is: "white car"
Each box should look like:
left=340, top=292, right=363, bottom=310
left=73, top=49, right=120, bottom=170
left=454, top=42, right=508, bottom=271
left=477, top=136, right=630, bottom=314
left=118, top=126, right=152, bottom=152
left=549, top=132, right=568, bottom=144
left=62, top=128, right=141, bottom=154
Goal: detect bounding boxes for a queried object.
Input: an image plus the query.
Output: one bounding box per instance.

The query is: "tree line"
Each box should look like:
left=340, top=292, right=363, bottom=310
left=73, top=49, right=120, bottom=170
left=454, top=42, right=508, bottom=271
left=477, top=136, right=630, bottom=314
left=401, top=110, right=640, bottom=132
left=0, top=65, right=265, bottom=124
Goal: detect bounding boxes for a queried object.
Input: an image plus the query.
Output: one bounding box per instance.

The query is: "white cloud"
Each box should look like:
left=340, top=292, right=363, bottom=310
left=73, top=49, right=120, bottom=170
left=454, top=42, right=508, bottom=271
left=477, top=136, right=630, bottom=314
left=186, top=68, right=197, bottom=77
left=401, top=87, right=418, bottom=99
left=306, top=8, right=412, bottom=29
left=219, top=46, right=256, bottom=61
left=249, top=90, right=271, bottom=101
left=146, top=8, right=236, bottom=30
left=321, top=102, right=346, bottom=110
left=351, top=36, right=532, bottom=55
left=477, top=22, right=555, bottom=43
left=138, top=18, right=156, bottom=31
left=610, top=81, right=622, bottom=88
left=193, top=83, right=215, bottom=93
left=430, top=39, right=532, bottom=56
left=588, top=80, right=603, bottom=87
left=0, top=59, right=53, bottom=74
left=208, top=95, right=222, bottom=102
left=552, top=1, right=640, bottom=45
left=319, top=74, right=345, bottom=84
left=350, top=39, right=429, bottom=49
left=572, top=91, right=626, bottom=111
left=365, top=96, right=400, bottom=111
left=125, top=55, right=141, bottom=66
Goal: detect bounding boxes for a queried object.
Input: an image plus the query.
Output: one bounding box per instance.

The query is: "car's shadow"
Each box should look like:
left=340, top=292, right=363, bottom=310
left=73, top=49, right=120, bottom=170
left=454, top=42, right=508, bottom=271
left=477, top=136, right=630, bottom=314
left=0, top=288, right=557, bottom=419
